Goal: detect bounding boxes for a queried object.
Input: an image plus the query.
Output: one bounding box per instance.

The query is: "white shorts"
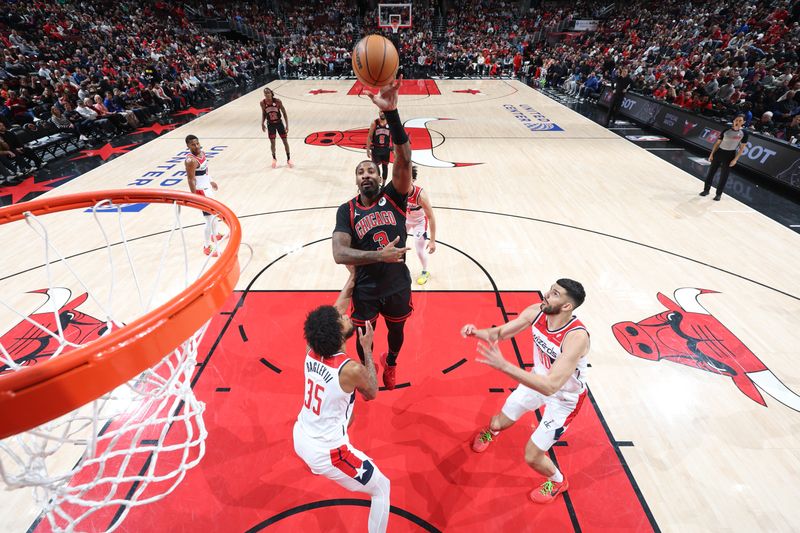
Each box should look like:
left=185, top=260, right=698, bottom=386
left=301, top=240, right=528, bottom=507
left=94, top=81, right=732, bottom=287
left=501, top=385, right=587, bottom=451
left=196, top=186, right=214, bottom=215
left=293, top=421, right=386, bottom=493
left=406, top=218, right=427, bottom=239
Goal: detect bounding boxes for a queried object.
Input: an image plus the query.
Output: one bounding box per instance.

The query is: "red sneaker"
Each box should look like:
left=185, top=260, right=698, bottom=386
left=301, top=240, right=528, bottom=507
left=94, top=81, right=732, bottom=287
left=471, top=427, right=498, bottom=453
left=287, top=159, right=294, bottom=168
left=203, top=245, right=219, bottom=258
left=380, top=352, right=396, bottom=390
left=529, top=477, right=569, bottom=504
left=271, top=159, right=277, bottom=169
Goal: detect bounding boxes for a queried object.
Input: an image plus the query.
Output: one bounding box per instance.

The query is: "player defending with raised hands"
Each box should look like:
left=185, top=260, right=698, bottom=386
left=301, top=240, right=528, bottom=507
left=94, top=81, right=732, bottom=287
left=461, top=279, right=590, bottom=504
left=293, top=270, right=390, bottom=532
left=184, top=134, right=222, bottom=257
left=332, top=77, right=413, bottom=390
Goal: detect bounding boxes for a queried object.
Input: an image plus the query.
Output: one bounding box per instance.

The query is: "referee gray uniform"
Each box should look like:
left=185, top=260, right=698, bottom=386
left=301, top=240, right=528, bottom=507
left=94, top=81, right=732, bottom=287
left=701, top=127, right=748, bottom=199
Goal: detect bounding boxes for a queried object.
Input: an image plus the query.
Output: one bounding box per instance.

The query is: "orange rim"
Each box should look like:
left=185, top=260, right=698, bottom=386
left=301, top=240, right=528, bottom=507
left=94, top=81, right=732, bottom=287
left=0, top=189, right=241, bottom=439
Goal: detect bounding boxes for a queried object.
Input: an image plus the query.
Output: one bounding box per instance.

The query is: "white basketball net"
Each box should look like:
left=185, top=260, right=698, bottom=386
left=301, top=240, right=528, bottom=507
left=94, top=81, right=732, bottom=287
left=0, top=198, right=233, bottom=532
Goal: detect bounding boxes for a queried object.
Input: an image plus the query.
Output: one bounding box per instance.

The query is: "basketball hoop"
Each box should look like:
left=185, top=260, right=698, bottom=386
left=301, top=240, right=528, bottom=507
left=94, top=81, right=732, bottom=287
left=390, top=20, right=400, bottom=34
left=0, top=189, right=242, bottom=532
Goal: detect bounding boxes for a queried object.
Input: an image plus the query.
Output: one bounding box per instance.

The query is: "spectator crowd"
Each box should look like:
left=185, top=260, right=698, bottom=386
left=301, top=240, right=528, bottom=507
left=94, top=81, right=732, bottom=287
left=0, top=0, right=266, bottom=183
left=2, top=0, right=798, bottom=184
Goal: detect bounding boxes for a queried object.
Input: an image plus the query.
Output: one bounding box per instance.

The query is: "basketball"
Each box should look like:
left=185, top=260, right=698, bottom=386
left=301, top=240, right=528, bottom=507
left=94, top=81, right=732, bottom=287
left=352, top=34, right=399, bottom=88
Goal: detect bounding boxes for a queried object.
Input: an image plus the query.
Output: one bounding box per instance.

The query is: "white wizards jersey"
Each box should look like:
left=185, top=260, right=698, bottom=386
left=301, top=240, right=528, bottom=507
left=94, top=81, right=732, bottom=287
left=406, top=185, right=426, bottom=225
left=186, top=151, right=212, bottom=190
left=531, top=311, right=589, bottom=396
left=297, top=350, right=356, bottom=444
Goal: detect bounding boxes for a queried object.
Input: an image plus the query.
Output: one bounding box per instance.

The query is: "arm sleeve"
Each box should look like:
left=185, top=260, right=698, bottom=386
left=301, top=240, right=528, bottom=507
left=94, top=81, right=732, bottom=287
left=334, top=202, right=353, bottom=235
left=741, top=131, right=749, bottom=144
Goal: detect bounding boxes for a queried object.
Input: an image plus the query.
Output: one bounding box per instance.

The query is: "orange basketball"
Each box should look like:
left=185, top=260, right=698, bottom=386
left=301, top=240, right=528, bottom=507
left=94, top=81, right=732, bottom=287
left=352, top=35, right=399, bottom=87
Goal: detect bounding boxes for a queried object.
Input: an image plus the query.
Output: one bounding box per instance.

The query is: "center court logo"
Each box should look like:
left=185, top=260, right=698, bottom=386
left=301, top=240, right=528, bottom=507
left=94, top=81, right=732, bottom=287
left=503, top=104, right=563, bottom=132
left=304, top=118, right=480, bottom=168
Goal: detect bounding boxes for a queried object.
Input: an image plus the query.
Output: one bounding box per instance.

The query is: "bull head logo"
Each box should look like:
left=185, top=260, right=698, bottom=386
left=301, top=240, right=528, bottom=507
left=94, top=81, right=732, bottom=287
left=0, top=288, right=108, bottom=374
left=613, top=288, right=800, bottom=411
left=304, top=117, right=480, bottom=168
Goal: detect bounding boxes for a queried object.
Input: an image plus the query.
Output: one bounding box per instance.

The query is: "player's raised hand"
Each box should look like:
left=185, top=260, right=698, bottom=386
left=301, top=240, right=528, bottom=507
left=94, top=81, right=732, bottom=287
left=365, top=75, right=402, bottom=111
left=461, top=324, right=478, bottom=338
left=475, top=340, right=510, bottom=371
left=377, top=236, right=410, bottom=263
left=359, top=320, right=374, bottom=354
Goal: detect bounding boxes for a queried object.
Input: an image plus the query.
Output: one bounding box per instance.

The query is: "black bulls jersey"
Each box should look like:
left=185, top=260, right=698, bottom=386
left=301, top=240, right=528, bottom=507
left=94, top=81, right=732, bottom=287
left=372, top=120, right=391, bottom=149
left=334, top=182, right=411, bottom=297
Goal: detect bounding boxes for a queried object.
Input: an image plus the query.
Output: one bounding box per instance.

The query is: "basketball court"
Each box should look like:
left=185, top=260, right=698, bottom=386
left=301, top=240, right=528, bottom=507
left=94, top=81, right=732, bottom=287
left=1, top=78, right=799, bottom=532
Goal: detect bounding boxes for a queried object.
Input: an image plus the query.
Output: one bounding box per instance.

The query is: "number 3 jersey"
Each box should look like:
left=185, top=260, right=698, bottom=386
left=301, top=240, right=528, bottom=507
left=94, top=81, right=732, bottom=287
left=531, top=311, right=590, bottom=397
left=297, top=350, right=356, bottom=444
left=334, top=182, right=411, bottom=298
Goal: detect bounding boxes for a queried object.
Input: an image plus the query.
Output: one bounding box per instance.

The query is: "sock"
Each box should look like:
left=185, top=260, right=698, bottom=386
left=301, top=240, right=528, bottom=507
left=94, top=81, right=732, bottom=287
left=210, top=216, right=219, bottom=240
left=385, top=351, right=398, bottom=366
left=415, top=236, right=428, bottom=270
left=549, top=468, right=564, bottom=483
left=203, top=215, right=214, bottom=246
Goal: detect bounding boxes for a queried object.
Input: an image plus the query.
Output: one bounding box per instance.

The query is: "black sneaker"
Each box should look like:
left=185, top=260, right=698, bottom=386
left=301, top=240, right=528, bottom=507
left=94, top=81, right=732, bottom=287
left=699, top=190, right=710, bottom=196
left=713, top=195, right=722, bottom=201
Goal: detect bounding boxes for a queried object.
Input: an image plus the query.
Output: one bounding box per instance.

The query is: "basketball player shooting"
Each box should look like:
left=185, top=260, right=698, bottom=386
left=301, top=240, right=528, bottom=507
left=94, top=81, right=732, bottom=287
left=293, top=271, right=391, bottom=533
left=332, top=77, right=413, bottom=390
left=461, top=279, right=590, bottom=504
left=184, top=135, right=223, bottom=257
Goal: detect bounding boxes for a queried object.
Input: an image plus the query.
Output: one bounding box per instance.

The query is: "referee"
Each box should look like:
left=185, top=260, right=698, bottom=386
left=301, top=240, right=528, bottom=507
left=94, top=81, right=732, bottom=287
left=699, top=114, right=748, bottom=201
left=605, top=66, right=631, bottom=127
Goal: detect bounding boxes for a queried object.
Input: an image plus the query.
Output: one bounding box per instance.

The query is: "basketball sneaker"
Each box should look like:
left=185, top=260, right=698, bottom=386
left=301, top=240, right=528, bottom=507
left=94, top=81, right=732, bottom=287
left=287, top=159, right=294, bottom=168
left=529, top=478, right=569, bottom=504
left=271, top=159, right=277, bottom=169
left=380, top=352, right=396, bottom=390
left=471, top=427, right=498, bottom=453
left=203, top=244, right=219, bottom=257
left=417, top=271, right=430, bottom=285
left=213, top=232, right=225, bottom=242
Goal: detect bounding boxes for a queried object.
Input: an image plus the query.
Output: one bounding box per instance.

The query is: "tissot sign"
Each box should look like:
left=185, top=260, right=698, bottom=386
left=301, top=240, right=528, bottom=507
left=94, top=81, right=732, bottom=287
left=600, top=87, right=800, bottom=190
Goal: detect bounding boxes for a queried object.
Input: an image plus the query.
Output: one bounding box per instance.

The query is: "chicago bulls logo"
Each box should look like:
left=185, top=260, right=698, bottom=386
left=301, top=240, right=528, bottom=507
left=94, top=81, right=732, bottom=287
left=0, top=288, right=108, bottom=374
left=304, top=118, right=480, bottom=168
left=613, top=288, right=800, bottom=411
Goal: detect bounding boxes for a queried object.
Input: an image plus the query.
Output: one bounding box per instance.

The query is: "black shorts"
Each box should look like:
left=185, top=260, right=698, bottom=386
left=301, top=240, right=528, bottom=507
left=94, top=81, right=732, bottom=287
left=371, top=148, right=391, bottom=164
left=351, top=287, right=413, bottom=326
left=267, top=121, right=287, bottom=139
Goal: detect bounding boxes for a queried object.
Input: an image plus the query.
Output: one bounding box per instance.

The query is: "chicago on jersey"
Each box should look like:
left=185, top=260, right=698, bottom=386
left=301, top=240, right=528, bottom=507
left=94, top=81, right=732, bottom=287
left=531, top=312, right=589, bottom=395
left=261, top=98, right=283, bottom=124
left=334, top=182, right=411, bottom=297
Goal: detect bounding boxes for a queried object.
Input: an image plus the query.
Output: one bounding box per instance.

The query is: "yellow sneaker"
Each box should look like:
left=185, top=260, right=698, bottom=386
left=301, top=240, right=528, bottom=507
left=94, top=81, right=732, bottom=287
left=417, top=271, right=430, bottom=285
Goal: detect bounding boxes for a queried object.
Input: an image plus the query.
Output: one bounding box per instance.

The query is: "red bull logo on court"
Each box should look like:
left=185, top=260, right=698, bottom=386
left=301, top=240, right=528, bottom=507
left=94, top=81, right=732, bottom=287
left=0, top=288, right=107, bottom=374
left=613, top=288, right=800, bottom=411
left=304, top=117, right=480, bottom=168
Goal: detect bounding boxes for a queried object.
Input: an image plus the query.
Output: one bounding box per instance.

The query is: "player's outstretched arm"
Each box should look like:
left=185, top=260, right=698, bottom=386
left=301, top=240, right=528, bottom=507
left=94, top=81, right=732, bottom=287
left=474, top=330, right=588, bottom=396
left=461, top=304, right=539, bottom=341
left=333, top=267, right=356, bottom=315
left=341, top=321, right=378, bottom=401
left=366, top=77, right=412, bottom=195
